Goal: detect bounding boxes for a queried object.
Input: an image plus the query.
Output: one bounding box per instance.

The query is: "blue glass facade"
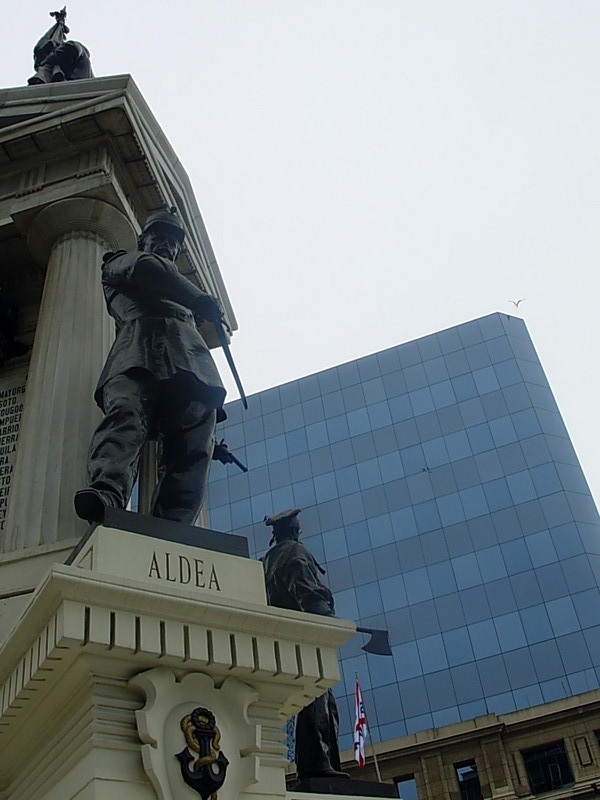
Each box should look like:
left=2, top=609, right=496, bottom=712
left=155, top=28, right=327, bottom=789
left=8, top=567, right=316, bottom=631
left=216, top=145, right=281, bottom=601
left=207, top=313, right=600, bottom=751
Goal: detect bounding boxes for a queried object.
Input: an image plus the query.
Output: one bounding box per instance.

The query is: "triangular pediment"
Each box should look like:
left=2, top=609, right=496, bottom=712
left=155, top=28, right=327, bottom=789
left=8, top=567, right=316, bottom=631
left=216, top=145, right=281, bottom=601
left=0, top=76, right=125, bottom=130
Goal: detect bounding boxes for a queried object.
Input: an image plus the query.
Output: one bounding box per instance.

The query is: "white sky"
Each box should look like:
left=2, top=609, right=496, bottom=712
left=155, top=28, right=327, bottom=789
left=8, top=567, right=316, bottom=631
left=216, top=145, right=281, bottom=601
left=4, top=2, right=600, bottom=501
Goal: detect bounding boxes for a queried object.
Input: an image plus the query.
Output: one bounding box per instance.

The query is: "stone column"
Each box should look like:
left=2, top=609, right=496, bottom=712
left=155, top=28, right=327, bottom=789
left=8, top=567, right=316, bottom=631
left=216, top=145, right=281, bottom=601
left=2, top=198, right=136, bottom=553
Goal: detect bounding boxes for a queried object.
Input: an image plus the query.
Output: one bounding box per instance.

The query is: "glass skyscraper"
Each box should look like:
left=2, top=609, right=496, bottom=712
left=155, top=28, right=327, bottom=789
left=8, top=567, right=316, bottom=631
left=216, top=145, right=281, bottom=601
left=207, top=313, right=600, bottom=752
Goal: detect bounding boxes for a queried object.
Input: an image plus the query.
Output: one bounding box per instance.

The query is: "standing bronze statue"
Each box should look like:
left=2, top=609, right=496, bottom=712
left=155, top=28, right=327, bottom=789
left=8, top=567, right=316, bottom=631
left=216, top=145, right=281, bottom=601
left=74, top=209, right=228, bottom=525
left=28, top=7, right=93, bottom=85
left=262, top=508, right=349, bottom=783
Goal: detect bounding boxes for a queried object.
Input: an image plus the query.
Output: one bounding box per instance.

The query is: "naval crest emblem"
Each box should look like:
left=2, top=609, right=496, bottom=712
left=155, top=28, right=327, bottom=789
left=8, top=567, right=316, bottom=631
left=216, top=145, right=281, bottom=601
left=176, top=706, right=229, bottom=799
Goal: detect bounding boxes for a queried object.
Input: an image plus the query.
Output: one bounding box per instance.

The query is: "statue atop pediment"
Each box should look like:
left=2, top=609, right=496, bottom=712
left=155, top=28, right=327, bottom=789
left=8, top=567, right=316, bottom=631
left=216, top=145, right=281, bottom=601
left=28, top=7, right=93, bottom=85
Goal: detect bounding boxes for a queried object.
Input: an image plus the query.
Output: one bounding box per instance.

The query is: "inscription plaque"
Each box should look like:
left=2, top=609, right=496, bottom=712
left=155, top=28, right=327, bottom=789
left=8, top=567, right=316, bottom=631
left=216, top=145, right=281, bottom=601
left=0, top=370, right=26, bottom=531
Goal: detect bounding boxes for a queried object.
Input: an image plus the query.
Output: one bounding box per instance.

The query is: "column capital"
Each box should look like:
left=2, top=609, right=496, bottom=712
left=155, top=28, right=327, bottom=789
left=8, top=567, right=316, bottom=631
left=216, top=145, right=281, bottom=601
left=27, top=198, right=137, bottom=265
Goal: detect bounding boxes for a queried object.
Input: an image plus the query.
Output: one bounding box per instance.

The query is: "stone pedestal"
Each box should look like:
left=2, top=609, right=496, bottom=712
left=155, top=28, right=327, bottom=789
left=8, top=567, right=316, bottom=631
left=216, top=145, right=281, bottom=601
left=0, top=517, right=356, bottom=800
left=2, top=198, right=136, bottom=552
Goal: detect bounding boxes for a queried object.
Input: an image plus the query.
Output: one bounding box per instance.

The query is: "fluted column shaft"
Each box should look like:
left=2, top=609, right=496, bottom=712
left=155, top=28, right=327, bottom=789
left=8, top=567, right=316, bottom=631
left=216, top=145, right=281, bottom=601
left=3, top=198, right=136, bottom=552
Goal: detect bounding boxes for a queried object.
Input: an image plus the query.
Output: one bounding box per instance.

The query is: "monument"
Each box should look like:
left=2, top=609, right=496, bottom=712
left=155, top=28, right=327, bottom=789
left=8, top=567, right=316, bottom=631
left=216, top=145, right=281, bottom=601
left=4, top=11, right=597, bottom=799
left=0, top=9, right=396, bottom=800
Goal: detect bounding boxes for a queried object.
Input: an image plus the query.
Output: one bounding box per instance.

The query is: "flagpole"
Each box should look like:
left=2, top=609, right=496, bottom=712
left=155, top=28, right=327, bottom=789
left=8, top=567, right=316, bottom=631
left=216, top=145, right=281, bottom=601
left=355, top=672, right=383, bottom=783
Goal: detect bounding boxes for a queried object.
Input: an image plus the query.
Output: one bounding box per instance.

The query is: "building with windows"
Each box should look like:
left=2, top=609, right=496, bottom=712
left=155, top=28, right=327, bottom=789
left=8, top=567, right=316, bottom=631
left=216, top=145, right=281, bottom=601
left=207, top=312, right=600, bottom=798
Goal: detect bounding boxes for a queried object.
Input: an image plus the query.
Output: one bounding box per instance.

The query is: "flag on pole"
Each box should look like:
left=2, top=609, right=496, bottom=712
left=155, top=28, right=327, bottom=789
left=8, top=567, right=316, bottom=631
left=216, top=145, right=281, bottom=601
left=354, top=675, right=367, bottom=768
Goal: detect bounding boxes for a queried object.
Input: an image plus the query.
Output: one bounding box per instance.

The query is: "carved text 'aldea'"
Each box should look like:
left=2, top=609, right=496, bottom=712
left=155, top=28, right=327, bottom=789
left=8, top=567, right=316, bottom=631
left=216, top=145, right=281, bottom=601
left=148, top=552, right=221, bottom=590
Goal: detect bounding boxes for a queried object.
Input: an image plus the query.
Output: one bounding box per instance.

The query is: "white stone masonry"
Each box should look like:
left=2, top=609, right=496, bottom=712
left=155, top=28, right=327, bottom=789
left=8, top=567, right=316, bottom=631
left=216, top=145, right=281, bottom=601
left=2, top=198, right=135, bottom=552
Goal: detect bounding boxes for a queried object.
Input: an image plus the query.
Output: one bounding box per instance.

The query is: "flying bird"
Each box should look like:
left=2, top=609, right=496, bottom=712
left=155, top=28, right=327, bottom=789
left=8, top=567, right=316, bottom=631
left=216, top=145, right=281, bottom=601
left=509, top=298, right=526, bottom=308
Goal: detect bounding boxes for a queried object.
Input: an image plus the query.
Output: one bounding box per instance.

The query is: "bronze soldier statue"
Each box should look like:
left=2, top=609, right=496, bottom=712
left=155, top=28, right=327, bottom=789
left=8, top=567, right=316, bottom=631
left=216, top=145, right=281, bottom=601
left=74, top=209, right=227, bottom=524
left=28, top=8, right=93, bottom=85
left=262, top=508, right=349, bottom=783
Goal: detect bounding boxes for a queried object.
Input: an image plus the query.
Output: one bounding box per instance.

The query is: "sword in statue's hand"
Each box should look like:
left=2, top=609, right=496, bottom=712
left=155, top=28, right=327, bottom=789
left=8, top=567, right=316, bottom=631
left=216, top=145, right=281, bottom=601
left=194, top=293, right=248, bottom=410
left=214, top=320, right=248, bottom=410
left=205, top=297, right=249, bottom=410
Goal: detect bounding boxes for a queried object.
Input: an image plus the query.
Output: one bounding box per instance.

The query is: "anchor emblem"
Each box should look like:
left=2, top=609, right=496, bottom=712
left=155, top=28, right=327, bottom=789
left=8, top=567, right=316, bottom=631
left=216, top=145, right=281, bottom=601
left=175, top=706, right=229, bottom=800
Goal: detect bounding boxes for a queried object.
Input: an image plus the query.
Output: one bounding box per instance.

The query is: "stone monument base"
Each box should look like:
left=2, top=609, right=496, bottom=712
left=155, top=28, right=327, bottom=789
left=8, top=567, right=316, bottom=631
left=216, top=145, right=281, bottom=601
left=66, top=505, right=250, bottom=562
left=0, top=515, right=360, bottom=800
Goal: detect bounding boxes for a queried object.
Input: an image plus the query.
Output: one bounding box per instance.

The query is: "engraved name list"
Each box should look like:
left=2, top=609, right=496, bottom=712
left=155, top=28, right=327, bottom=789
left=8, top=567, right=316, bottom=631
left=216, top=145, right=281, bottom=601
left=0, top=373, right=26, bottom=531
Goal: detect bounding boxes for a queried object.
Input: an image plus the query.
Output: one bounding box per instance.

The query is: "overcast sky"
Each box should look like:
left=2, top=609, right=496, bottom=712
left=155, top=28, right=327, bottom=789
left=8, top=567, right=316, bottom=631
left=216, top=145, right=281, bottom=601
left=4, top=1, right=600, bottom=501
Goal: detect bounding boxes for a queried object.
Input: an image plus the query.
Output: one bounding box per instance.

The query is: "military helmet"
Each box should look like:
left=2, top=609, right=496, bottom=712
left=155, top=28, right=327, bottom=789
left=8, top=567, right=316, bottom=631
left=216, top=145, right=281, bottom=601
left=141, top=207, right=185, bottom=243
